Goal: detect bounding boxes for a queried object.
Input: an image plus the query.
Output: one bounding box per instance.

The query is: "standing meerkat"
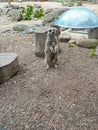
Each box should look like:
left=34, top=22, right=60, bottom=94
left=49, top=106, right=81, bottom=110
left=45, top=28, right=59, bottom=70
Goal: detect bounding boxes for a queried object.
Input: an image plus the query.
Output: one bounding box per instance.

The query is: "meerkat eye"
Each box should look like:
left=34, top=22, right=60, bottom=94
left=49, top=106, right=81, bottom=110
left=49, top=30, right=52, bottom=32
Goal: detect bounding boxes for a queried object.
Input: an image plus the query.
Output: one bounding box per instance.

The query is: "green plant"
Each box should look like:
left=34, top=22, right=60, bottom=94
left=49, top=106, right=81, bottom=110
left=68, top=43, right=75, bottom=48
left=34, top=8, right=44, bottom=18
left=90, top=48, right=96, bottom=57
left=21, top=5, right=44, bottom=20
left=21, top=5, right=34, bottom=20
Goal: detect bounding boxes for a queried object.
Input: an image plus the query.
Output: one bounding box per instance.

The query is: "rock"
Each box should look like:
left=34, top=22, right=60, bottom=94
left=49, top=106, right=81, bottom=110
left=0, top=4, right=20, bottom=15
left=68, top=39, right=76, bottom=44
left=13, top=0, right=22, bottom=2
left=7, top=9, right=23, bottom=21
left=42, top=8, right=68, bottom=26
left=22, top=28, right=35, bottom=34
left=77, top=1, right=83, bottom=6
left=76, top=39, right=98, bottom=48
left=67, top=32, right=88, bottom=40
left=23, top=24, right=41, bottom=34
left=61, top=2, right=67, bottom=6
left=44, top=8, right=54, bottom=14
left=5, top=4, right=20, bottom=9
left=13, top=24, right=29, bottom=31
left=0, top=53, right=19, bottom=84
left=0, top=7, right=11, bottom=15
left=33, top=4, right=41, bottom=8
left=67, top=2, right=74, bottom=7
left=59, top=31, right=71, bottom=42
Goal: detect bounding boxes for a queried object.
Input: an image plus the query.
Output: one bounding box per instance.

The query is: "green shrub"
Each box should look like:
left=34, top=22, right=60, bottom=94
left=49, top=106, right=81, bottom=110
left=21, top=5, right=44, bottom=20
left=90, top=48, right=96, bottom=57
left=21, top=5, right=34, bottom=20
left=68, top=43, right=75, bottom=48
left=34, top=8, right=44, bottom=18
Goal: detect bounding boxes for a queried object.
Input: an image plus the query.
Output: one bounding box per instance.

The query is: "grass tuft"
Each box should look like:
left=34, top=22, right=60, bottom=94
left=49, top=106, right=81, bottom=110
left=90, top=48, right=96, bottom=57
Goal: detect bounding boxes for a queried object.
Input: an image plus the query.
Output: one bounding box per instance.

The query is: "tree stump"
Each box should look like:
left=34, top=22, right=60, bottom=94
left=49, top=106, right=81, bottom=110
left=34, top=26, right=60, bottom=57
left=34, top=27, right=47, bottom=57
left=88, top=28, right=98, bottom=39
left=0, top=53, right=19, bottom=84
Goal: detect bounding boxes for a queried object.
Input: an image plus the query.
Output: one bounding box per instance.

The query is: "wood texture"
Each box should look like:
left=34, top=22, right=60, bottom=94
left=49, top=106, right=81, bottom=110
left=0, top=53, right=19, bottom=84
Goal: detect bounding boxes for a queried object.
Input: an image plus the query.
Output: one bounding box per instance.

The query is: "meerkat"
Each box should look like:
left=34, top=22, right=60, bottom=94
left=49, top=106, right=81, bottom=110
left=45, top=28, right=59, bottom=70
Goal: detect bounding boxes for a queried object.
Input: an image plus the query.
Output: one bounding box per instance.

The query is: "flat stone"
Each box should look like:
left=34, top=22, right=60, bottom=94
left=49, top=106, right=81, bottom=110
left=13, top=24, right=28, bottom=31
left=0, top=53, right=19, bottom=84
left=68, top=39, right=76, bottom=44
left=59, top=31, right=71, bottom=42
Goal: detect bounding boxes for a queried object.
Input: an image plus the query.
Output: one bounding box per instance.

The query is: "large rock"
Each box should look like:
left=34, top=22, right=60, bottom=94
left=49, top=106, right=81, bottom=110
left=0, top=7, right=10, bottom=15
left=42, top=8, right=68, bottom=26
left=13, top=24, right=29, bottom=31
left=59, top=31, right=71, bottom=42
left=7, top=9, right=23, bottom=21
left=66, top=31, right=88, bottom=40
left=0, top=4, right=20, bottom=15
left=76, top=39, right=98, bottom=48
left=0, top=53, right=19, bottom=84
left=44, top=8, right=54, bottom=15
left=4, top=4, right=20, bottom=9
left=76, top=1, right=83, bottom=6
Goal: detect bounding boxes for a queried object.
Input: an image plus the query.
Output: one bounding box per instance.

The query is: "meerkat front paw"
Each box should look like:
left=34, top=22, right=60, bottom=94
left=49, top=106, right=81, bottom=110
left=46, top=65, right=50, bottom=70
left=55, top=64, right=58, bottom=68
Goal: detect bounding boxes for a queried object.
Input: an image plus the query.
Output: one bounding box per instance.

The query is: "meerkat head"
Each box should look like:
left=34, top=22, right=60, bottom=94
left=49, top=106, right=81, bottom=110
left=47, top=28, right=57, bottom=36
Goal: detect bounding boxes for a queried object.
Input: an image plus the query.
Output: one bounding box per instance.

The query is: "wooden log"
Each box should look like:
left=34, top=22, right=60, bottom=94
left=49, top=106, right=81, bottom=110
left=76, top=39, right=98, bottom=48
left=0, top=53, right=19, bottom=84
left=34, top=26, right=60, bottom=57
left=34, top=27, right=47, bottom=57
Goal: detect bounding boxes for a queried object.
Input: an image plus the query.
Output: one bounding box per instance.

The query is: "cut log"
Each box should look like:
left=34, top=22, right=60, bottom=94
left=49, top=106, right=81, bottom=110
left=34, top=27, right=47, bottom=57
left=0, top=53, right=19, bottom=84
left=34, top=26, right=60, bottom=57
left=76, top=39, right=98, bottom=48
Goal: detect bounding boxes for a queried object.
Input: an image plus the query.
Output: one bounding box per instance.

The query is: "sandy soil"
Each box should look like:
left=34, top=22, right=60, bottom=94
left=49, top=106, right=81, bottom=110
left=0, top=2, right=98, bottom=130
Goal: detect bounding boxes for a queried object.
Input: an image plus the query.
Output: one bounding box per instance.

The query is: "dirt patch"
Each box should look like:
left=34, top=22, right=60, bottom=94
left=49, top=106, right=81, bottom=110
left=0, top=2, right=98, bottom=130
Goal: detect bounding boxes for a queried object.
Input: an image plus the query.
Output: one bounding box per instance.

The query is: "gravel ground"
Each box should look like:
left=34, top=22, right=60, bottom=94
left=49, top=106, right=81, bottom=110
left=0, top=2, right=98, bottom=130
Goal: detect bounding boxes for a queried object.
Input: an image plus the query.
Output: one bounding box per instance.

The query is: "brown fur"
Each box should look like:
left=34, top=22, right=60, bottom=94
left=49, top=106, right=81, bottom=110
left=45, top=28, right=59, bottom=69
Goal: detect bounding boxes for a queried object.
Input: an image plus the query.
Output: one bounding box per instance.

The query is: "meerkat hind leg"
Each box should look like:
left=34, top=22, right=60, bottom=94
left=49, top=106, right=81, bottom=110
left=55, top=64, right=58, bottom=68
left=45, top=55, right=52, bottom=70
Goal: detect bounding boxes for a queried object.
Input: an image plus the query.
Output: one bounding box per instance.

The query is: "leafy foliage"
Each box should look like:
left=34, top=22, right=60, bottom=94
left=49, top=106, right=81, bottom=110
left=21, top=5, right=44, bottom=20
left=90, top=48, right=96, bottom=57
left=68, top=43, right=75, bottom=48
left=34, top=8, right=44, bottom=18
left=21, top=5, right=34, bottom=20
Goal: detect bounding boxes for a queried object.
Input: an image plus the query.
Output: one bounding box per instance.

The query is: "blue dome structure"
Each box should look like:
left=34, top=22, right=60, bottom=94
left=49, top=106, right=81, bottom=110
left=54, top=7, right=98, bottom=29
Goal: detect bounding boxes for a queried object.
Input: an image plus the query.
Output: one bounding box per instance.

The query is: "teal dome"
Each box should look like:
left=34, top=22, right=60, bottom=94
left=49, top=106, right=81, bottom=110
left=54, top=7, right=98, bottom=29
